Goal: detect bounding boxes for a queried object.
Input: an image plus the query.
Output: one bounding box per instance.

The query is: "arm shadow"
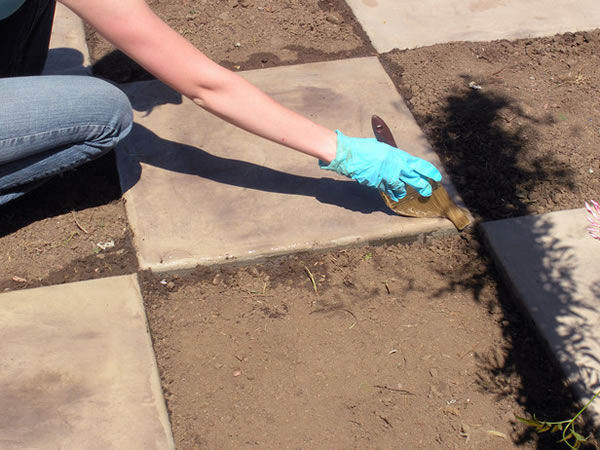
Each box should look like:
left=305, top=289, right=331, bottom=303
left=118, top=123, right=394, bottom=216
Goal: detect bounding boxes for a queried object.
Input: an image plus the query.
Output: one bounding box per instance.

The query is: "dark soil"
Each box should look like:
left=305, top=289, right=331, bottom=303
left=2, top=0, right=599, bottom=447
left=85, top=0, right=375, bottom=83
left=0, top=152, right=137, bottom=291
left=380, top=30, right=600, bottom=220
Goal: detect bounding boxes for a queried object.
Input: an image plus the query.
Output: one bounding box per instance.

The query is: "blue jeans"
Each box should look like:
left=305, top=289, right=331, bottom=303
left=0, top=75, right=133, bottom=205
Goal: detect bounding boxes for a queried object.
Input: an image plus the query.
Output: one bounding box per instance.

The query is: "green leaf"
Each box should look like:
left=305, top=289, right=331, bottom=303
left=572, top=431, right=586, bottom=441
left=515, top=415, right=543, bottom=427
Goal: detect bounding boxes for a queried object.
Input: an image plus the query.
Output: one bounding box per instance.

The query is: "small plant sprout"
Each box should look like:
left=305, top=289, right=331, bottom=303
left=585, top=200, right=600, bottom=240
left=516, top=391, right=600, bottom=449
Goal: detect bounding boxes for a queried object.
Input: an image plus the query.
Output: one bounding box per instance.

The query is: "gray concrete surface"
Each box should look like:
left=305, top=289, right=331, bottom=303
left=0, top=275, right=175, bottom=449
left=481, top=209, right=600, bottom=427
left=116, top=57, right=463, bottom=272
left=43, top=2, right=90, bottom=75
left=345, top=0, right=600, bottom=52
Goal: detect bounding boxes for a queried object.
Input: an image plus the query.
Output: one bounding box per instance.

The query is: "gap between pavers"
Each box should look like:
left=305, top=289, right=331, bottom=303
left=116, top=56, right=465, bottom=272
left=43, top=2, right=90, bottom=75
left=481, top=209, right=600, bottom=428
left=345, top=0, right=600, bottom=53
left=0, top=275, right=174, bottom=450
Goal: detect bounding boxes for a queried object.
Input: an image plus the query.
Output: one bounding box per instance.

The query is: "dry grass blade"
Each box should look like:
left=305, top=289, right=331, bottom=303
left=71, top=210, right=89, bottom=234
left=303, top=265, right=318, bottom=294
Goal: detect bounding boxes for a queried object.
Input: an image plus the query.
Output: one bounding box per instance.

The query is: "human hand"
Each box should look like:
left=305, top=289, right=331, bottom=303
left=319, top=130, right=442, bottom=201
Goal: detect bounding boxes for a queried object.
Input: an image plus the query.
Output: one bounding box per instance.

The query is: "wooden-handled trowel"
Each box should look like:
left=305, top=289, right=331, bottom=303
left=371, top=115, right=471, bottom=231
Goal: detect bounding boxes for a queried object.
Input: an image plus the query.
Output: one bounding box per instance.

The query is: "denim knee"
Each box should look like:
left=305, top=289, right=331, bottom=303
left=0, top=76, right=134, bottom=203
left=87, top=78, right=133, bottom=152
left=0, top=75, right=134, bottom=164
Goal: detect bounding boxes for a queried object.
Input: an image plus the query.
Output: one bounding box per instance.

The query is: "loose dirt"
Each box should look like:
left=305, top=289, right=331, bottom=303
left=1, top=1, right=599, bottom=448
left=141, top=235, right=586, bottom=449
left=85, top=0, right=374, bottom=83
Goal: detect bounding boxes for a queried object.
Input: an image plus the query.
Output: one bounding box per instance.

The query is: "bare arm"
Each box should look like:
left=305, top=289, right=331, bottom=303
left=59, top=0, right=337, bottom=162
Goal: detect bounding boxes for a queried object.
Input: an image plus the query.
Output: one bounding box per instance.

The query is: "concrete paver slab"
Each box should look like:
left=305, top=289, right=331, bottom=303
left=43, top=2, right=90, bottom=75
left=481, top=209, right=600, bottom=426
left=345, top=0, right=600, bottom=52
left=0, top=275, right=174, bottom=449
left=116, top=57, right=462, bottom=271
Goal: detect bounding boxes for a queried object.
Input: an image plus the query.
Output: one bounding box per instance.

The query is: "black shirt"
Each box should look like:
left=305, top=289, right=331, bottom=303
left=0, top=0, right=56, bottom=77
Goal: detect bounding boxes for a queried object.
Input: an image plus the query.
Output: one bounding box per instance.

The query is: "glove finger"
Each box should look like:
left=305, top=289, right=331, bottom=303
left=381, top=179, right=406, bottom=201
left=408, top=157, right=442, bottom=182
left=400, top=172, right=433, bottom=197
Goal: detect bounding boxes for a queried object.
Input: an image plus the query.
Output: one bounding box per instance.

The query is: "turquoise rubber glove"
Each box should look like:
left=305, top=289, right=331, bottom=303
left=319, top=130, right=442, bottom=201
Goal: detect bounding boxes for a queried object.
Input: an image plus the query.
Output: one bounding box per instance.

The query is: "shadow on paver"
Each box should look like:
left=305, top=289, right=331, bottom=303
left=91, top=49, right=155, bottom=84
left=400, top=77, right=598, bottom=447
left=118, top=123, right=394, bottom=216
left=43, top=47, right=88, bottom=75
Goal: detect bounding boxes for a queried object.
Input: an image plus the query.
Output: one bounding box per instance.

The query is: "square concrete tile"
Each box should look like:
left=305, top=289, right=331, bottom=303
left=481, top=209, right=600, bottom=426
left=116, top=57, right=461, bottom=271
left=0, top=275, right=174, bottom=449
left=345, top=0, right=600, bottom=52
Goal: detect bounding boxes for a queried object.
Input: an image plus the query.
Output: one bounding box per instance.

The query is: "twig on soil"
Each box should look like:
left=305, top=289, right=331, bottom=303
left=459, top=348, right=475, bottom=359
left=378, top=415, right=393, bottom=428
left=71, top=210, right=89, bottom=234
left=342, top=308, right=357, bottom=321
left=374, top=385, right=416, bottom=395
left=491, top=66, right=507, bottom=77
left=303, top=265, right=318, bottom=294
left=241, top=287, right=271, bottom=297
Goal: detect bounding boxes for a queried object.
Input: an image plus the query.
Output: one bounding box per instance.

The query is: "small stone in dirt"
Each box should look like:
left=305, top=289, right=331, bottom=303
left=212, top=273, right=222, bottom=285
left=429, top=368, right=438, bottom=378
left=96, top=239, right=115, bottom=251
left=167, top=281, right=176, bottom=290
left=326, top=14, right=341, bottom=24
left=233, top=369, right=242, bottom=377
